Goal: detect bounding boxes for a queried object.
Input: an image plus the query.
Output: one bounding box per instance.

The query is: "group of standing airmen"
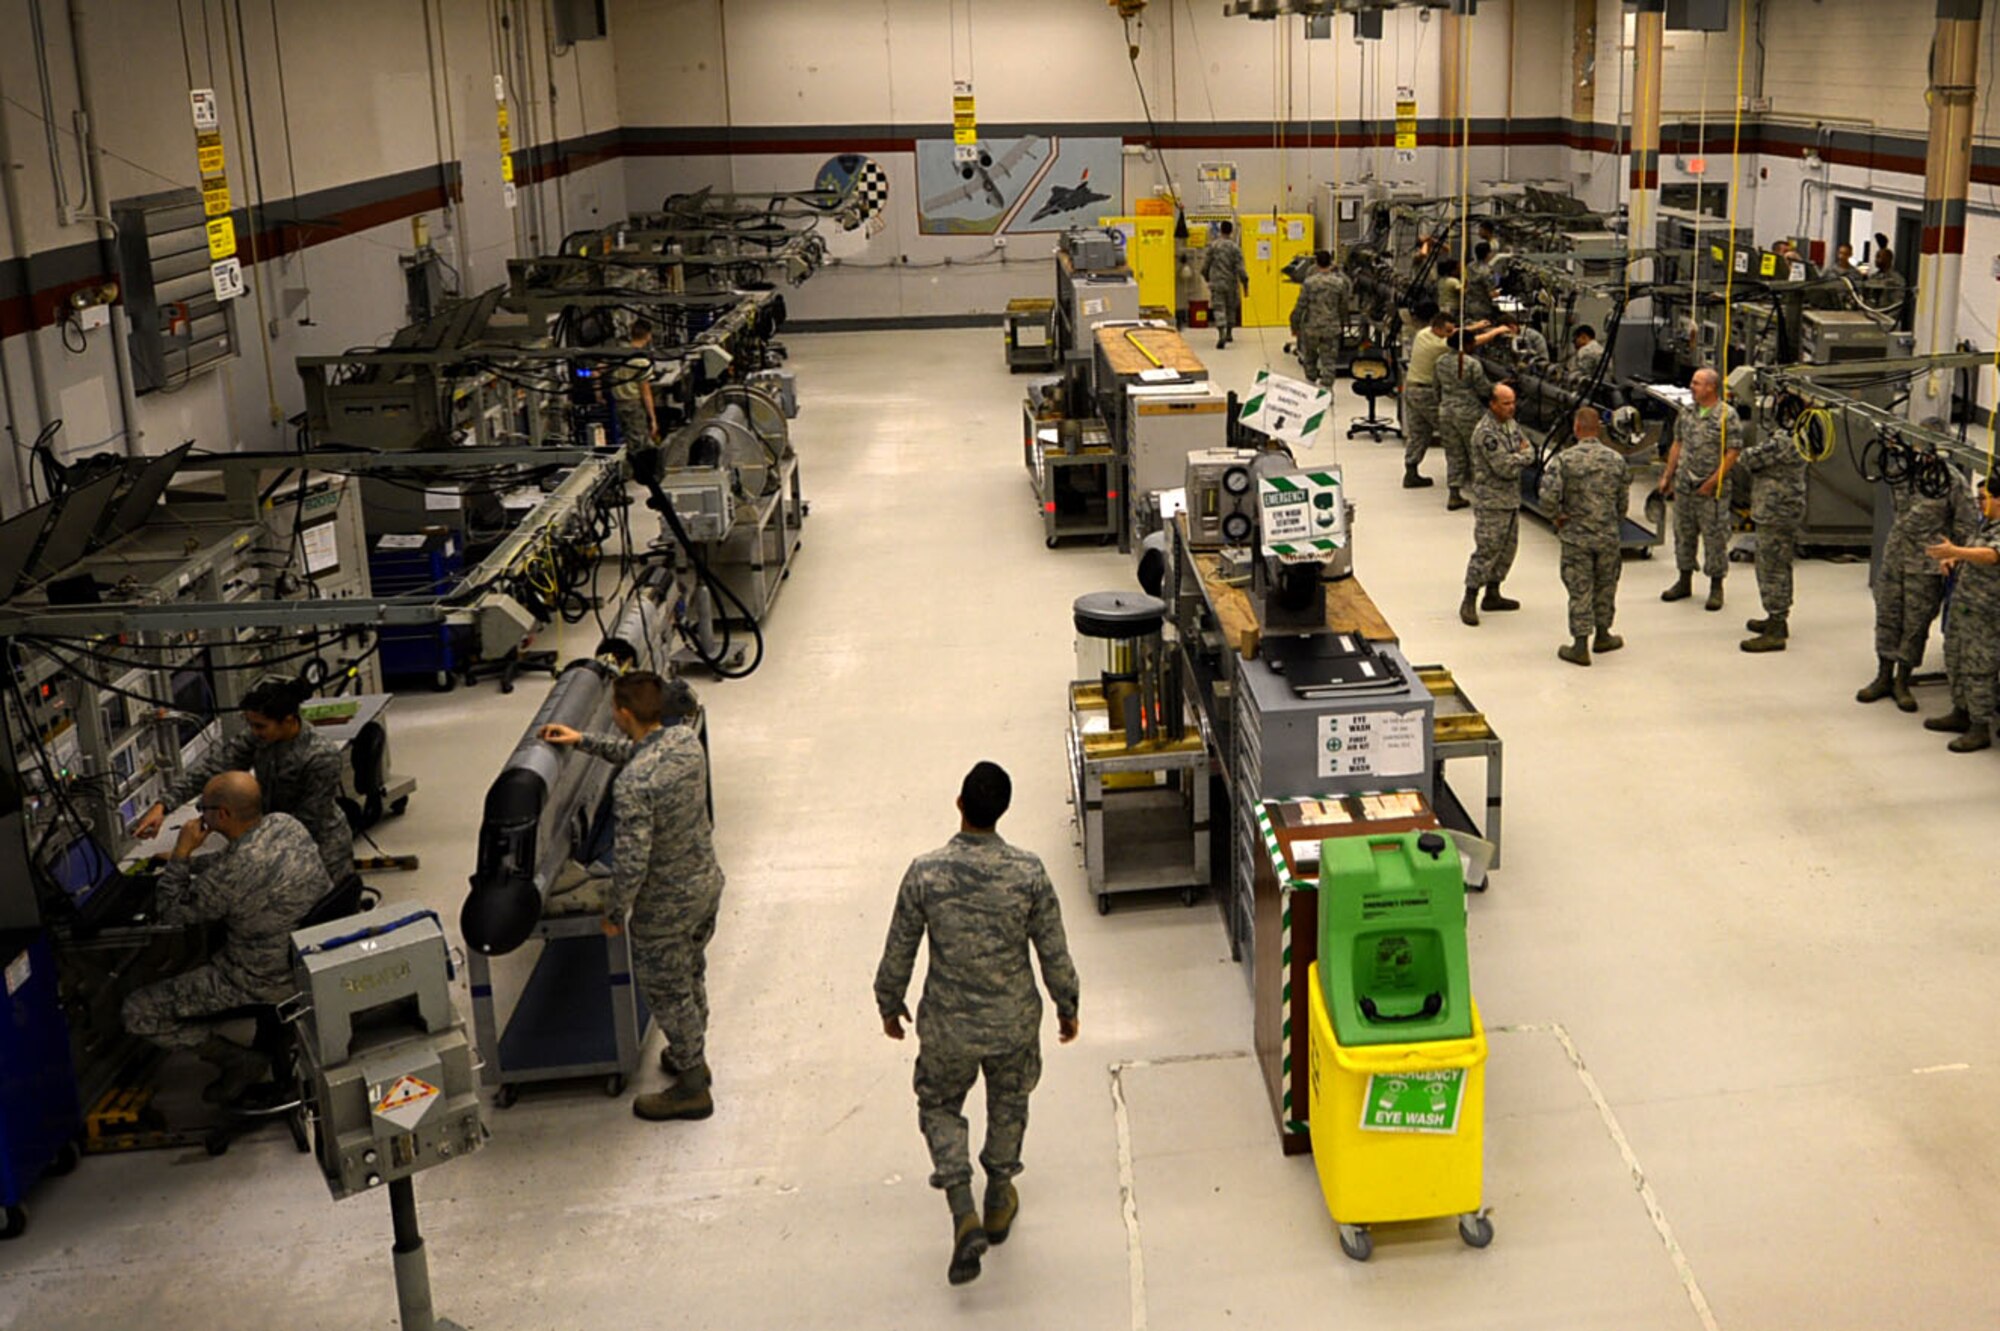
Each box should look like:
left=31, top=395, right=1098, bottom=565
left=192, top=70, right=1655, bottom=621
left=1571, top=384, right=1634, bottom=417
left=1394, top=341, right=2000, bottom=738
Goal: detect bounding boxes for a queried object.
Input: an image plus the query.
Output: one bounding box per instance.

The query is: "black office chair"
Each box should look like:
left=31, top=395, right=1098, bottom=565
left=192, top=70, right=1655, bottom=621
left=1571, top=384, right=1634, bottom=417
left=339, top=720, right=401, bottom=833
left=201, top=875, right=377, bottom=1158
left=1346, top=349, right=1404, bottom=442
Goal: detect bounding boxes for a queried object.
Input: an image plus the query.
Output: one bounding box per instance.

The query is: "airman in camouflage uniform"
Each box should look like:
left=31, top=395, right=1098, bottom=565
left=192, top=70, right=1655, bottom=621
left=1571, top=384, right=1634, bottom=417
left=1202, top=223, right=1250, bottom=348
left=1923, top=483, right=2000, bottom=752
left=1289, top=252, right=1349, bottom=386
left=139, top=678, right=354, bottom=891
left=1435, top=341, right=1493, bottom=510
left=1737, top=415, right=1808, bottom=652
left=1658, top=368, right=1734, bottom=612
left=614, top=320, right=659, bottom=459
left=876, top=762, right=1080, bottom=1287
left=1539, top=406, right=1630, bottom=664
left=123, top=774, right=330, bottom=1102
left=545, top=671, right=723, bottom=1122
left=1857, top=477, right=1981, bottom=711
left=1401, top=308, right=1452, bottom=489
left=1460, top=383, right=1533, bottom=625
left=1567, top=327, right=1606, bottom=385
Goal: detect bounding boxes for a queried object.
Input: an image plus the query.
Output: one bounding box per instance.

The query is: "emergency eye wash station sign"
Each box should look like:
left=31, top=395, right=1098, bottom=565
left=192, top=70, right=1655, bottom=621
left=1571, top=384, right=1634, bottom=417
left=1360, top=1070, right=1467, bottom=1133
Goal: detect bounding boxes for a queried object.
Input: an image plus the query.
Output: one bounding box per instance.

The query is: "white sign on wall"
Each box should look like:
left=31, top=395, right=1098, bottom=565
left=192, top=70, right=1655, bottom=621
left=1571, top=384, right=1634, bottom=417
left=209, top=257, right=244, bottom=302
left=1317, top=709, right=1426, bottom=780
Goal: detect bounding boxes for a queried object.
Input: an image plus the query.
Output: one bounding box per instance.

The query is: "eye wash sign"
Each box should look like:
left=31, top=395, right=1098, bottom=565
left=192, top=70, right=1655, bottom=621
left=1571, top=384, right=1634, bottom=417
left=1360, top=1070, right=1466, bottom=1134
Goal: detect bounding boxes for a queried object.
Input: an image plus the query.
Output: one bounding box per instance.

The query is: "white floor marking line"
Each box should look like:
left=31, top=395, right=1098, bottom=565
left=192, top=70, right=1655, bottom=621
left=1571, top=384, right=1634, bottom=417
left=1494, top=1023, right=1723, bottom=1331
left=1109, top=1051, right=1251, bottom=1331
left=1912, top=1063, right=1971, bottom=1075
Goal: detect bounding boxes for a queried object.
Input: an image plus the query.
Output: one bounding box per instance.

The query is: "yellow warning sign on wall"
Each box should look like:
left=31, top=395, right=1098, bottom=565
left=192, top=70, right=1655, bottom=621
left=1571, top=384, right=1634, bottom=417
left=196, top=132, right=226, bottom=178
left=205, top=216, right=237, bottom=261
left=952, top=87, right=977, bottom=147
left=201, top=176, right=231, bottom=218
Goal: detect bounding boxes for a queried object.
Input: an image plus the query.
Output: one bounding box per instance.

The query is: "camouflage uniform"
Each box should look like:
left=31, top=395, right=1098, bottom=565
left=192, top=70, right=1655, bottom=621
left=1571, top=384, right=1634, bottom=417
left=613, top=352, right=654, bottom=449
left=1434, top=352, right=1492, bottom=494
left=1945, top=514, right=2000, bottom=722
left=1402, top=328, right=1450, bottom=472
left=1464, top=412, right=1533, bottom=590
left=1737, top=420, right=1808, bottom=618
left=580, top=724, right=725, bottom=1077
left=1671, top=404, right=1733, bottom=580
left=1538, top=437, right=1630, bottom=637
left=159, top=723, right=353, bottom=890
left=122, top=813, right=330, bottom=1048
left=1464, top=262, right=1498, bottom=322
left=1201, top=238, right=1249, bottom=340
left=1875, top=484, right=1979, bottom=667
left=874, top=832, right=1080, bottom=1194
left=1289, top=269, right=1349, bottom=386
left=1568, top=339, right=1605, bottom=385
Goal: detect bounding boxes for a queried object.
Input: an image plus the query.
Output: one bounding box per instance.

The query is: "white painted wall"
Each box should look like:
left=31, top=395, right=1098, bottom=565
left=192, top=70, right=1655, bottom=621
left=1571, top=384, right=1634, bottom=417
left=0, top=0, right=622, bottom=515
left=612, top=0, right=1555, bottom=322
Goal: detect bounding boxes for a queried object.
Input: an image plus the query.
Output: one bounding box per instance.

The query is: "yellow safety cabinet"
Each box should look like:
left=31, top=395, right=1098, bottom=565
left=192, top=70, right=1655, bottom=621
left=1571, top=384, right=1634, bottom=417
left=1242, top=212, right=1314, bottom=329
left=1100, top=215, right=1178, bottom=314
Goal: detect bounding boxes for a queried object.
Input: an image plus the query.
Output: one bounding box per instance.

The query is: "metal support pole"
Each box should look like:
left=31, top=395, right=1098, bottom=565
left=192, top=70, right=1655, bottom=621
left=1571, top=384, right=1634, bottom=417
left=1912, top=0, right=1983, bottom=418
left=388, top=1177, right=465, bottom=1331
left=1628, top=1, right=1665, bottom=283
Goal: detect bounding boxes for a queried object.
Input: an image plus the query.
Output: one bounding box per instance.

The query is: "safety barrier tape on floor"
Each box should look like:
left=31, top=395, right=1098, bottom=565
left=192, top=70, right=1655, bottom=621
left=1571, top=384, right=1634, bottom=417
left=1110, top=1028, right=1725, bottom=1331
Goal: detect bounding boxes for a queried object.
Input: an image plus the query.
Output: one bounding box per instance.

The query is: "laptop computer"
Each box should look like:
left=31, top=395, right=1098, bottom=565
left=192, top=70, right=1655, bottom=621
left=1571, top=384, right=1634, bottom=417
left=0, top=502, right=55, bottom=602
left=94, top=441, right=195, bottom=546
left=27, top=472, right=123, bottom=583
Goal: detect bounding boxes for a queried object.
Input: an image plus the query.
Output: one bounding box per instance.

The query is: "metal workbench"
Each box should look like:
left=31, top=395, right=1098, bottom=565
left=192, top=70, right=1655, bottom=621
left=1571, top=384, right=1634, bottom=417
left=1066, top=681, right=1212, bottom=915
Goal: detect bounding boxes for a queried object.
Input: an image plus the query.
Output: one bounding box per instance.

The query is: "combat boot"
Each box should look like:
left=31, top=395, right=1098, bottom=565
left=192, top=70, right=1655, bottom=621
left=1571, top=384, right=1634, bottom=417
left=1856, top=658, right=1896, bottom=703
left=1704, top=578, right=1725, bottom=612
left=983, top=1181, right=1020, bottom=1245
left=1740, top=616, right=1788, bottom=653
left=1480, top=583, right=1520, bottom=612
left=1924, top=707, right=1971, bottom=733
left=1661, top=572, right=1694, bottom=602
left=634, top=1074, right=715, bottom=1122
left=1459, top=590, right=1479, bottom=626
left=1592, top=630, right=1624, bottom=653
left=655, top=1056, right=712, bottom=1090
left=1403, top=467, right=1435, bottom=489
left=1557, top=637, right=1591, bottom=667
left=1745, top=616, right=1771, bottom=633
left=1948, top=722, right=1992, bottom=753
left=197, top=1035, right=270, bottom=1106
left=1446, top=487, right=1469, bottom=511
left=1891, top=663, right=1918, bottom=713
left=948, top=1209, right=990, bottom=1285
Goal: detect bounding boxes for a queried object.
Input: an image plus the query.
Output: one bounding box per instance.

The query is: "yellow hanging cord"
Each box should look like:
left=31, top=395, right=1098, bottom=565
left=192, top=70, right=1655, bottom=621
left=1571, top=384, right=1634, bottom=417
left=1714, top=0, right=1749, bottom=477
left=1989, top=283, right=2000, bottom=482
left=1332, top=14, right=1342, bottom=261
left=1457, top=9, right=1471, bottom=336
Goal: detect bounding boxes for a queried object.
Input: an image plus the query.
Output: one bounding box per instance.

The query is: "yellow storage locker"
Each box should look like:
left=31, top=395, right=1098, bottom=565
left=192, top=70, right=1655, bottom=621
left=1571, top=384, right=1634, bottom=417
left=1242, top=212, right=1314, bottom=329
left=1100, top=214, right=1178, bottom=314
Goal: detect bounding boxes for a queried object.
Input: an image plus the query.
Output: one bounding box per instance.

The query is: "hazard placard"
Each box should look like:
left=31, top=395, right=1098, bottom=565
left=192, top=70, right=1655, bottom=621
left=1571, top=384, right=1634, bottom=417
left=201, top=175, right=231, bottom=218
left=373, top=1074, right=441, bottom=1131
left=205, top=216, right=237, bottom=261
left=196, top=132, right=226, bottom=178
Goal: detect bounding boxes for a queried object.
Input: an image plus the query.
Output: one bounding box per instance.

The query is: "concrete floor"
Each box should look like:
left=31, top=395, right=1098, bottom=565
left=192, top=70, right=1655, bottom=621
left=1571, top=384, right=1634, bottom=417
left=7, top=324, right=2000, bottom=1330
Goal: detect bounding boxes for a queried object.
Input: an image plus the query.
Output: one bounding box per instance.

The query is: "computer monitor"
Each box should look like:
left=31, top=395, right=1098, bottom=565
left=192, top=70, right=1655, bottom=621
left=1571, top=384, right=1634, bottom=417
left=0, top=502, right=55, bottom=602
left=48, top=832, right=118, bottom=911
left=27, top=472, right=123, bottom=583
left=171, top=661, right=217, bottom=746
left=96, top=441, right=194, bottom=545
